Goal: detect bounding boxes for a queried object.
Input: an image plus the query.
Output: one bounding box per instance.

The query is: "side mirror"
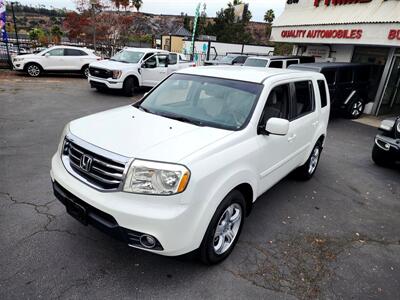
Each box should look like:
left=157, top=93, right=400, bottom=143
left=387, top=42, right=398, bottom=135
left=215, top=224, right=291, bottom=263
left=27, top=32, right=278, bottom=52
left=45, top=53, right=50, bottom=57
left=265, top=118, right=289, bottom=136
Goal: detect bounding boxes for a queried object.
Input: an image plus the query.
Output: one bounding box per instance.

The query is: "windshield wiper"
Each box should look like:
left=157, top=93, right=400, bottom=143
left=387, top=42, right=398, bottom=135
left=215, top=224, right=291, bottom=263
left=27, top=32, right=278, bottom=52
left=157, top=112, right=204, bottom=127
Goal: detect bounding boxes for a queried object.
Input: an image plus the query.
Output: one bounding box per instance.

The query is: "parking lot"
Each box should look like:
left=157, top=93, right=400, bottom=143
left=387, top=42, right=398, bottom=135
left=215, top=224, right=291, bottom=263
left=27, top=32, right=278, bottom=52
left=0, top=71, right=399, bottom=299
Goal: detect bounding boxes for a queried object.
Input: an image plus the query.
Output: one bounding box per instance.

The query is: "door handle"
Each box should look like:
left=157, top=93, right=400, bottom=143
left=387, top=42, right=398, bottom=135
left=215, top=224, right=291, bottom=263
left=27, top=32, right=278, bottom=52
left=288, top=134, right=297, bottom=142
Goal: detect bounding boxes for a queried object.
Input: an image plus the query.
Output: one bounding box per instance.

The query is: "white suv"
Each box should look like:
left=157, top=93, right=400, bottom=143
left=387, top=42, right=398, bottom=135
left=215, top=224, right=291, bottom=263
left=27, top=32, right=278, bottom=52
left=51, top=67, right=330, bottom=264
left=13, top=45, right=100, bottom=77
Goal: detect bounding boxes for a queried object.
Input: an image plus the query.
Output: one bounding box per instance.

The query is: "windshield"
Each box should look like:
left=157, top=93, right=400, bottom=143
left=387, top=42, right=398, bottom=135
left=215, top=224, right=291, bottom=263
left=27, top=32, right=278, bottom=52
left=220, top=55, right=236, bottom=63
left=137, top=74, right=263, bottom=131
left=244, top=58, right=269, bottom=67
left=110, top=50, right=144, bottom=63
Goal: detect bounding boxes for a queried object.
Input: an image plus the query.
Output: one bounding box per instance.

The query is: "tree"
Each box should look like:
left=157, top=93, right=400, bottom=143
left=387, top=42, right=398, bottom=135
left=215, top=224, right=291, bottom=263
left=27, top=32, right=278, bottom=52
left=264, top=9, right=275, bottom=24
left=51, top=25, right=64, bottom=44
left=208, top=0, right=253, bottom=44
left=28, top=28, right=47, bottom=46
left=132, top=0, right=143, bottom=12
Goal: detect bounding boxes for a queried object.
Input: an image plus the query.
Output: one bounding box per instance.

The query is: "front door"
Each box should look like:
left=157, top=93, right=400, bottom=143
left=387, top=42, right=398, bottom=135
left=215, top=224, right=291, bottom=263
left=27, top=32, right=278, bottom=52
left=378, top=56, right=400, bottom=115
left=41, top=48, right=65, bottom=70
left=141, top=54, right=169, bottom=87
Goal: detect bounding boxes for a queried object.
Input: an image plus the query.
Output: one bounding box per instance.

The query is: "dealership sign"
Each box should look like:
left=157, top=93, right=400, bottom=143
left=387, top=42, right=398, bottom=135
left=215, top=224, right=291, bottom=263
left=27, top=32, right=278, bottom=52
left=281, top=29, right=363, bottom=39
left=313, top=0, right=372, bottom=7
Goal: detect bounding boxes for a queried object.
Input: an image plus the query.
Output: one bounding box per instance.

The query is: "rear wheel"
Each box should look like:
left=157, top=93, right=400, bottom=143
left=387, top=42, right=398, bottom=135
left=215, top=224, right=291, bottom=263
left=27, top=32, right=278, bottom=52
left=295, top=142, right=322, bottom=180
left=122, top=77, right=136, bottom=97
left=199, top=190, right=245, bottom=265
left=346, top=98, right=364, bottom=119
left=372, top=144, right=391, bottom=167
left=25, top=63, right=41, bottom=77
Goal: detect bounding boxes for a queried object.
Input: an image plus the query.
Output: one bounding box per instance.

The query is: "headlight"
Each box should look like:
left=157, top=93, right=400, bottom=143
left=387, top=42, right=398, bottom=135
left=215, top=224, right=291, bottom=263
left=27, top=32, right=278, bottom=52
left=58, top=123, right=70, bottom=155
left=123, top=160, right=190, bottom=195
left=13, top=57, right=24, bottom=62
left=112, top=70, right=122, bottom=79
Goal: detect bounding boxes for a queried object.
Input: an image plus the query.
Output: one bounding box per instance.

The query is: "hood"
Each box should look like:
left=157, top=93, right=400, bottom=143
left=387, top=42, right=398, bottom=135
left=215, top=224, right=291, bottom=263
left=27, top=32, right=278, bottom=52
left=89, top=59, right=138, bottom=70
left=15, top=54, right=37, bottom=60
left=69, top=105, right=233, bottom=163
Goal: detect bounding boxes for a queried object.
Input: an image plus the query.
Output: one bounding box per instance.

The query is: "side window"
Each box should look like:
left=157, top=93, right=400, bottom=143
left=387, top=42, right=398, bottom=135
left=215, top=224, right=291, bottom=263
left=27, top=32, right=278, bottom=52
left=65, top=49, right=87, bottom=56
left=260, top=84, right=290, bottom=125
left=291, top=81, right=315, bottom=119
left=46, top=49, right=64, bottom=56
left=269, top=60, right=283, bottom=68
left=322, top=70, right=336, bottom=85
left=157, top=55, right=168, bottom=67
left=286, top=59, right=299, bottom=67
left=354, top=66, right=369, bottom=82
left=142, top=52, right=154, bottom=61
left=338, top=68, right=353, bottom=83
left=144, top=55, right=157, bottom=68
left=236, top=56, right=247, bottom=64
left=168, top=53, right=177, bottom=65
left=317, top=80, right=328, bottom=108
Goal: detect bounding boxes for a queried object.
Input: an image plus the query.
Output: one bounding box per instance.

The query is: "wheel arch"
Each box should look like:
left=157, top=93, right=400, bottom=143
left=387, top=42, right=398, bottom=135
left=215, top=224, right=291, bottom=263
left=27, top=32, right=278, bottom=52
left=23, top=61, right=43, bottom=71
left=123, top=73, right=140, bottom=87
left=233, top=183, right=254, bottom=216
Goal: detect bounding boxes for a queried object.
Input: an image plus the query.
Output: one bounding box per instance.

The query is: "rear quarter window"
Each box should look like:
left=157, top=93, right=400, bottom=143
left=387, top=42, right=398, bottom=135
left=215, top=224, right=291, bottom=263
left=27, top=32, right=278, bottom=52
left=317, top=80, right=328, bottom=108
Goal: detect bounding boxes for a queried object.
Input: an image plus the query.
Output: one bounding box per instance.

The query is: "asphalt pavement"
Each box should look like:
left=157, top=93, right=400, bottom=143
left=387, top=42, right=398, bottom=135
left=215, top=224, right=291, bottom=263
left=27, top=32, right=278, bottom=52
left=0, top=71, right=399, bottom=299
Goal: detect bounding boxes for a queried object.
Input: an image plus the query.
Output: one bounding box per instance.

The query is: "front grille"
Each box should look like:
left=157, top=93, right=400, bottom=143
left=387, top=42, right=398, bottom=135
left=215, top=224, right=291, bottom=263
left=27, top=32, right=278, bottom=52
left=62, top=136, right=128, bottom=191
left=89, top=67, right=112, bottom=79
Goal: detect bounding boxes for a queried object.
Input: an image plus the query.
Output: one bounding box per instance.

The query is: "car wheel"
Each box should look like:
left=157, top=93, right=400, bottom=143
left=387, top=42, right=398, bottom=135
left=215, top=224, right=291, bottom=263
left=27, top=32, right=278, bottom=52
left=82, top=65, right=89, bottom=78
left=26, top=63, right=41, bottom=77
left=295, top=142, right=322, bottom=180
left=199, top=190, right=245, bottom=265
left=372, top=144, right=391, bottom=167
left=122, top=77, right=136, bottom=97
left=347, top=98, right=364, bottom=119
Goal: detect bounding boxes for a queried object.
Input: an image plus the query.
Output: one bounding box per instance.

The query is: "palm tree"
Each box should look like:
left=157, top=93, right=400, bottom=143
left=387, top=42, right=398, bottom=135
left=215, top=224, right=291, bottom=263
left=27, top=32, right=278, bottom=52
left=264, top=9, right=275, bottom=24
left=132, top=0, right=143, bottom=12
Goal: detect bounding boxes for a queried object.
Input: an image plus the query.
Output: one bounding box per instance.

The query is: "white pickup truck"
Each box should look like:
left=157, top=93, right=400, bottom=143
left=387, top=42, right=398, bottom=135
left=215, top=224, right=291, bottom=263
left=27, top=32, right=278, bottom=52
left=88, top=47, right=195, bottom=96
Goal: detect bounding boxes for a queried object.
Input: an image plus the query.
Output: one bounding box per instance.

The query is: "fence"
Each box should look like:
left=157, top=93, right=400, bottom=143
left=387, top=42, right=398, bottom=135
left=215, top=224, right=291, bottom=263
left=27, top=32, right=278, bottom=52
left=0, top=38, right=152, bottom=68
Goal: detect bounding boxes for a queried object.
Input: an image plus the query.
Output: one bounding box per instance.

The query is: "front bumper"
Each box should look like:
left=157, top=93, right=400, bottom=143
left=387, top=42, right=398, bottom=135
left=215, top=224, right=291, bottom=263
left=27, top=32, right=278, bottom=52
left=375, top=134, right=400, bottom=160
left=50, top=153, right=206, bottom=256
left=88, top=75, right=123, bottom=89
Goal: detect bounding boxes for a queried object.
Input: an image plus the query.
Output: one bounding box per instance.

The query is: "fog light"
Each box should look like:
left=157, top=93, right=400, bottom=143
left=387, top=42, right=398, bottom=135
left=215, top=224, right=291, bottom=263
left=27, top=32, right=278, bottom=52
left=63, top=140, right=70, bottom=155
left=384, top=143, right=390, bottom=150
left=140, top=234, right=156, bottom=249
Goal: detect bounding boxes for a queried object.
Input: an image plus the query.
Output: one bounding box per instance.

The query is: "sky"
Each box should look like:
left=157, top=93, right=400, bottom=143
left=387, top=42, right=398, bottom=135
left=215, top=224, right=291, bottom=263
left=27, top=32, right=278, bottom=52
left=14, top=0, right=285, bottom=22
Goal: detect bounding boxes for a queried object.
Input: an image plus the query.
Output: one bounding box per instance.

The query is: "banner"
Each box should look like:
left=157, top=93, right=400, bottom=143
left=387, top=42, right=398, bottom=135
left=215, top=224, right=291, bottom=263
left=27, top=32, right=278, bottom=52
left=191, top=3, right=201, bottom=56
left=0, top=0, right=8, bottom=42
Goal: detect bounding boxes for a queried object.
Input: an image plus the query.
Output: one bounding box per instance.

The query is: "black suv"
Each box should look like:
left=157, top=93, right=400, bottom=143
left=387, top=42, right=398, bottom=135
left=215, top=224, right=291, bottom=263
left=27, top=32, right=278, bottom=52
left=372, top=116, right=400, bottom=167
left=289, top=63, right=376, bottom=119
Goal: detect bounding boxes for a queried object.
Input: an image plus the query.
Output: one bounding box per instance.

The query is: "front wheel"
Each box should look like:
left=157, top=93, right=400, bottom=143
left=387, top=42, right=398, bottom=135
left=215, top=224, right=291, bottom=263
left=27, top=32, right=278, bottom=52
left=122, top=77, right=136, bottom=97
left=295, top=142, right=322, bottom=180
left=199, top=190, right=245, bottom=265
left=26, top=63, right=41, bottom=77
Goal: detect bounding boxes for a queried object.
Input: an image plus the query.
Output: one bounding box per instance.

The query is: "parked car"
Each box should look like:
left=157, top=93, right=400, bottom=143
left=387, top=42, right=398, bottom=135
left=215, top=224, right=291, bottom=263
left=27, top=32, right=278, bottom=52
left=51, top=66, right=330, bottom=264
left=12, top=45, right=100, bottom=78
left=204, top=54, right=248, bottom=66
left=244, top=55, right=315, bottom=69
left=372, top=116, right=400, bottom=166
left=288, top=62, right=376, bottom=119
left=88, top=48, right=195, bottom=96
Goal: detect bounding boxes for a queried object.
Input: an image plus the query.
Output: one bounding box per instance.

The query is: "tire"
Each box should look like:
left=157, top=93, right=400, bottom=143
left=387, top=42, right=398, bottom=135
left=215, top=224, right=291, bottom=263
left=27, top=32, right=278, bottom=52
left=25, top=63, right=41, bottom=77
left=199, top=190, right=245, bottom=265
left=122, top=77, right=136, bottom=97
left=295, top=142, right=322, bottom=180
left=346, top=98, right=364, bottom=119
left=372, top=144, right=391, bottom=167
left=82, top=65, right=89, bottom=78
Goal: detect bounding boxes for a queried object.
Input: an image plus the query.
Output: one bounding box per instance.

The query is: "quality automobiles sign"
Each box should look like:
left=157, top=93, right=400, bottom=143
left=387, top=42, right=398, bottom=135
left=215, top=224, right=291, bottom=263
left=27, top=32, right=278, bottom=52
left=314, top=0, right=372, bottom=7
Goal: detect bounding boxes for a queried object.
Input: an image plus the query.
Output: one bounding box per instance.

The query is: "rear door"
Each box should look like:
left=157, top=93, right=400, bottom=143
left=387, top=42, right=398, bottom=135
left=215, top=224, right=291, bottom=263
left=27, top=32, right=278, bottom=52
left=287, top=80, right=319, bottom=167
left=336, top=67, right=354, bottom=107
left=64, top=48, right=88, bottom=70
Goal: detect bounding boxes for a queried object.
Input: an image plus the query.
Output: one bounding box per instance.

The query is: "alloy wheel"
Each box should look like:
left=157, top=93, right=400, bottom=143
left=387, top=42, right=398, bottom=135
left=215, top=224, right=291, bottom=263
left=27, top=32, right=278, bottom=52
left=308, top=147, right=320, bottom=175
left=352, top=101, right=363, bottom=117
left=213, top=203, right=242, bottom=255
left=27, top=65, right=40, bottom=77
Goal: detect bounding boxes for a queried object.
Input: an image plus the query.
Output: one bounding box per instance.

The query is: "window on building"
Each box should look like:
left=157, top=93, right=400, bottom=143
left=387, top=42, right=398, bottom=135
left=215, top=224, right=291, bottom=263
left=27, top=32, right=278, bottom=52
left=269, top=60, right=283, bottom=68
left=317, top=80, right=328, bottom=108
left=291, top=81, right=314, bottom=119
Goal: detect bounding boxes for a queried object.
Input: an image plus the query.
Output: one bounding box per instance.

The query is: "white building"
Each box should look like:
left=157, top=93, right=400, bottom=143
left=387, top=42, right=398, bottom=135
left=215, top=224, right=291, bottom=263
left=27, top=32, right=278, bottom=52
left=271, top=0, right=400, bottom=116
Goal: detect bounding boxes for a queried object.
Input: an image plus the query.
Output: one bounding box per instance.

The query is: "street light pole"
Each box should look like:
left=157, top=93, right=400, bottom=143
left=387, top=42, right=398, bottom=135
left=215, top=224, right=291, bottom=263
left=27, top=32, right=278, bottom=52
left=10, top=2, right=20, bottom=54
left=90, top=0, right=97, bottom=52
